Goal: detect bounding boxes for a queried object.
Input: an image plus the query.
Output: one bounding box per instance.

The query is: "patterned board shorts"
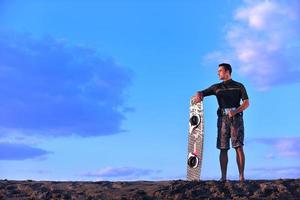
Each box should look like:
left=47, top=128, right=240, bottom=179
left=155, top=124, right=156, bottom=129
left=217, top=114, right=244, bottom=150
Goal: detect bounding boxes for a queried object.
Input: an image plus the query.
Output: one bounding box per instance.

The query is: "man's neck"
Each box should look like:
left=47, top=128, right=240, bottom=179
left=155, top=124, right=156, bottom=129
left=223, top=76, right=232, bottom=82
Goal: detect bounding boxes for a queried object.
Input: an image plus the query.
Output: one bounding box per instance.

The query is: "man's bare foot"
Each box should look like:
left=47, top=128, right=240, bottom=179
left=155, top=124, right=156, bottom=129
left=219, top=177, right=227, bottom=182
left=239, top=176, right=245, bottom=182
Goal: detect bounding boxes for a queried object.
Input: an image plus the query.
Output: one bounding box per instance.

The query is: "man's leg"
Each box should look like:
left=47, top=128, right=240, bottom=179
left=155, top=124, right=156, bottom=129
left=235, top=146, right=245, bottom=181
left=217, top=115, right=230, bottom=181
left=219, top=149, right=228, bottom=181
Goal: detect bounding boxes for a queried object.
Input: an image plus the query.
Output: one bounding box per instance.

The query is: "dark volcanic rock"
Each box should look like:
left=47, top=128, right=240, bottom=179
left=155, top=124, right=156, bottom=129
left=0, top=179, right=299, bottom=199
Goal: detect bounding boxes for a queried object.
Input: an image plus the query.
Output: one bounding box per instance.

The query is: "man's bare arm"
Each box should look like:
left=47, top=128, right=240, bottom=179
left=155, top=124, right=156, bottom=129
left=237, top=99, right=250, bottom=113
left=229, top=99, right=249, bottom=117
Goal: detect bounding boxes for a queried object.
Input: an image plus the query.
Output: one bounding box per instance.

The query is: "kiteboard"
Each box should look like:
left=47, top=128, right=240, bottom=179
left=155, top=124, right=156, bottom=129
left=187, top=96, right=204, bottom=181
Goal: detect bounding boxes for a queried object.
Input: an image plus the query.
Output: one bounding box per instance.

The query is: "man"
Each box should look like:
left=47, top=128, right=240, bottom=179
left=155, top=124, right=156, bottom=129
left=193, top=63, right=249, bottom=181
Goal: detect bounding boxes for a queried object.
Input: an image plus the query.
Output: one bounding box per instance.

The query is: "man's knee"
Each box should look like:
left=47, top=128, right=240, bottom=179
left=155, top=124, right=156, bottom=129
left=220, top=149, right=228, bottom=154
left=234, top=146, right=244, bottom=153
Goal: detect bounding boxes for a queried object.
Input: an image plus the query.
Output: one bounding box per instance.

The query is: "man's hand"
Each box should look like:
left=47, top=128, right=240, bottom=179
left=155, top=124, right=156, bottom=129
left=228, top=109, right=236, bottom=118
left=193, top=92, right=203, bottom=103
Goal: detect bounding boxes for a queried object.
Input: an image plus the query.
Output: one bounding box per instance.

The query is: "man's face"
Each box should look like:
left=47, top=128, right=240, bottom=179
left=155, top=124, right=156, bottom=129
left=218, top=66, right=227, bottom=80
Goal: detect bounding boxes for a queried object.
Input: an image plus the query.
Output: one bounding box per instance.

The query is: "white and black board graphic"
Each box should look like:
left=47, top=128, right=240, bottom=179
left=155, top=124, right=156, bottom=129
left=187, top=97, right=204, bottom=181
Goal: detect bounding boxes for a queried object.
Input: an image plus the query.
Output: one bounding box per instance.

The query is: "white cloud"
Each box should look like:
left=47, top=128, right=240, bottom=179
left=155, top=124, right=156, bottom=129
left=235, top=0, right=281, bottom=30
left=251, top=137, right=300, bottom=158
left=82, top=167, right=162, bottom=180
left=205, top=0, right=300, bottom=90
left=249, top=166, right=300, bottom=179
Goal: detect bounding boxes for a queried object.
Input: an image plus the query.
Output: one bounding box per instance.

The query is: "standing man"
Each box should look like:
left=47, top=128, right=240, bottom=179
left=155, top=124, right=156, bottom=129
left=193, top=63, right=249, bottom=181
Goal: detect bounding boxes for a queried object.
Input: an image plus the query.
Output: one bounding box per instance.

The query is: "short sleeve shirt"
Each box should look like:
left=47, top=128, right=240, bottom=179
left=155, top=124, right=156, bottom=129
left=200, top=79, right=249, bottom=108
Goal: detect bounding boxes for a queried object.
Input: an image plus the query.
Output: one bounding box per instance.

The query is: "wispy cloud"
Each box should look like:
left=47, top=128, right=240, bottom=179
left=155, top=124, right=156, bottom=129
left=0, top=142, right=51, bottom=160
left=0, top=30, right=132, bottom=137
left=82, top=167, right=162, bottom=180
left=205, top=0, right=300, bottom=90
left=250, top=137, right=300, bottom=158
left=249, top=166, right=300, bottom=179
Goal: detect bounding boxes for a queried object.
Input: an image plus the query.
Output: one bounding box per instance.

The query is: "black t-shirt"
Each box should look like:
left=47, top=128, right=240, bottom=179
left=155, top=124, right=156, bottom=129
left=200, top=79, right=249, bottom=109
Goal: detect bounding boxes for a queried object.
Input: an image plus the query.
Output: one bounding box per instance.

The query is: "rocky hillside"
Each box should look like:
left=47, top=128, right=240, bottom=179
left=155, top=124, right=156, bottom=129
left=1, top=179, right=299, bottom=199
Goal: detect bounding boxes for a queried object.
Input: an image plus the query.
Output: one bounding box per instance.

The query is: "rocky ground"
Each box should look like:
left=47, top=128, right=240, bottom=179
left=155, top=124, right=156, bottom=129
left=0, top=179, right=299, bottom=199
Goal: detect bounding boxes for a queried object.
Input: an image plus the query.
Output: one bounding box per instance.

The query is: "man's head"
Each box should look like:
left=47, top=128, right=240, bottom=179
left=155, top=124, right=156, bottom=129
left=218, top=63, right=232, bottom=81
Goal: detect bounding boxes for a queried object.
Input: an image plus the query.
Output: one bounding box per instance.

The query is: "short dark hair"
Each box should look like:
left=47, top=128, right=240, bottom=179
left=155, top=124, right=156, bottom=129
left=219, top=63, right=232, bottom=74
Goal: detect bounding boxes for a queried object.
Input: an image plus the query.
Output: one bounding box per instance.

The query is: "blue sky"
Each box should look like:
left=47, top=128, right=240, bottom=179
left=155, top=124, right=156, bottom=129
left=0, top=0, right=299, bottom=181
